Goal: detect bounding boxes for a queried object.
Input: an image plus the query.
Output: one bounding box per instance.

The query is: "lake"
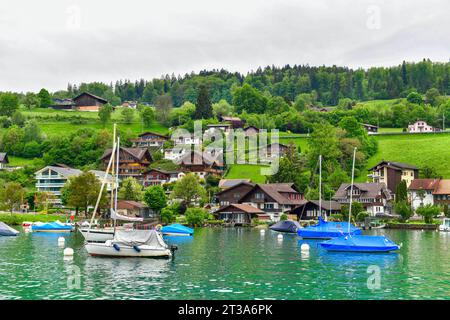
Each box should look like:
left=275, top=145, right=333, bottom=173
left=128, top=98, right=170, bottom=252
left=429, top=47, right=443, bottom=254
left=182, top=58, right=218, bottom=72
left=0, top=228, right=449, bottom=300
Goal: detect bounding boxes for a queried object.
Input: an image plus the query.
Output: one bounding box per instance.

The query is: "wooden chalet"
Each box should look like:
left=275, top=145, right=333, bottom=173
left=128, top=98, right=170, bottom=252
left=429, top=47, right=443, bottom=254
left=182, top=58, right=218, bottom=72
left=368, top=160, right=418, bottom=193
left=215, top=181, right=256, bottom=206
left=73, top=92, right=108, bottom=111
left=131, top=132, right=169, bottom=148
left=259, top=142, right=292, bottom=158
left=214, top=204, right=269, bottom=225
left=100, top=147, right=152, bottom=181
left=219, top=116, right=245, bottom=128
left=117, top=200, right=156, bottom=219
left=290, top=200, right=341, bottom=220
left=178, top=150, right=225, bottom=178
left=142, top=168, right=180, bottom=187
left=243, top=125, right=260, bottom=137
left=51, top=98, right=76, bottom=110
left=362, top=123, right=378, bottom=134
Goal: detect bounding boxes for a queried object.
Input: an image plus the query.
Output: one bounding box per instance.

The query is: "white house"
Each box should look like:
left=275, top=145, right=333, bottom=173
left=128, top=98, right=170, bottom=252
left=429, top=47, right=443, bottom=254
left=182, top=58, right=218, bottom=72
left=35, top=165, right=114, bottom=206
left=173, top=134, right=201, bottom=146
left=407, top=120, right=439, bottom=133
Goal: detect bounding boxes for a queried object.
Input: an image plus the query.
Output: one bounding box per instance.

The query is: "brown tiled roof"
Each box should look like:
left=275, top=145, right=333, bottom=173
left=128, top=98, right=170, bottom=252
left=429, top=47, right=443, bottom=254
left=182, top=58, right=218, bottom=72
left=215, top=181, right=255, bottom=196
left=218, top=179, right=251, bottom=189
left=334, top=183, right=391, bottom=199
left=368, top=161, right=418, bottom=171
left=433, top=180, right=450, bottom=195
left=117, top=200, right=148, bottom=209
left=73, top=92, right=108, bottom=103
left=408, top=179, right=440, bottom=191
left=215, top=203, right=264, bottom=214
left=101, top=147, right=151, bottom=161
left=257, top=183, right=303, bottom=205
left=180, top=150, right=223, bottom=167
left=144, top=167, right=179, bottom=175
left=220, top=116, right=242, bottom=122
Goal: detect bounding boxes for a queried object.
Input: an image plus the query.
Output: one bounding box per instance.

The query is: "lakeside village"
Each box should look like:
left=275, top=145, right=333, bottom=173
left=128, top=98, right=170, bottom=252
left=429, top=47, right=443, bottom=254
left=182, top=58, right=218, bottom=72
left=0, top=94, right=449, bottom=236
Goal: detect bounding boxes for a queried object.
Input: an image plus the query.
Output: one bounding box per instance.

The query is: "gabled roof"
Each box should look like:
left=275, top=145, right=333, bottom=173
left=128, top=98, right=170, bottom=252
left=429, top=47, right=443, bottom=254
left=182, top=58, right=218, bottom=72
left=408, top=179, right=440, bottom=191
left=220, top=116, right=242, bottom=122
left=368, top=161, right=418, bottom=171
left=433, top=180, right=450, bottom=195
left=308, top=200, right=342, bottom=211
left=100, top=147, right=152, bottom=161
left=117, top=200, right=148, bottom=210
left=73, top=92, right=108, bottom=104
left=242, top=183, right=303, bottom=205
left=214, top=203, right=264, bottom=214
left=0, top=153, right=9, bottom=163
left=218, top=179, right=251, bottom=189
left=35, top=165, right=82, bottom=178
left=244, top=125, right=259, bottom=131
left=179, top=150, right=223, bottom=167
left=362, top=123, right=378, bottom=128
left=215, top=181, right=255, bottom=196
left=144, top=167, right=179, bottom=175
left=334, top=183, right=391, bottom=199
left=137, top=131, right=168, bottom=139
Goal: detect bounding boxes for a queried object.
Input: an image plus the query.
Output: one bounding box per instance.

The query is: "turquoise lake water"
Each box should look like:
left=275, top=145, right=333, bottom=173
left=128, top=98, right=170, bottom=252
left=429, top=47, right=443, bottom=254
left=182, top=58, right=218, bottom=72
left=0, top=227, right=449, bottom=300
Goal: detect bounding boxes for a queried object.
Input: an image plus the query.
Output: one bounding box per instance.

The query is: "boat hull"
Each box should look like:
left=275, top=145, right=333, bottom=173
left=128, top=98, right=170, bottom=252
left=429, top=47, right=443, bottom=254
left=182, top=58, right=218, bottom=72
left=298, top=229, right=361, bottom=239
left=161, top=232, right=192, bottom=236
left=319, top=235, right=400, bottom=253
left=79, top=228, right=115, bottom=242
left=31, top=228, right=73, bottom=233
left=85, top=242, right=172, bottom=258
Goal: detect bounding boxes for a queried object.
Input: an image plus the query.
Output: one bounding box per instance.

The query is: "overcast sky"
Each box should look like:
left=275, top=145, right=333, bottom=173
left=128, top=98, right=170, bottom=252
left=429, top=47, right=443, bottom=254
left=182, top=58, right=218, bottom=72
left=0, top=0, right=449, bottom=92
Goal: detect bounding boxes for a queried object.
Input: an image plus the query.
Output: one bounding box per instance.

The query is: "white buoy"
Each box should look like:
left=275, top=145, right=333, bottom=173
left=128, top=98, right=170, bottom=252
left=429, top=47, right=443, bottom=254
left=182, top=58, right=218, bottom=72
left=277, top=234, right=283, bottom=240
left=300, top=243, right=310, bottom=252
left=58, top=237, right=65, bottom=247
left=63, top=247, right=74, bottom=256
left=260, top=229, right=266, bottom=235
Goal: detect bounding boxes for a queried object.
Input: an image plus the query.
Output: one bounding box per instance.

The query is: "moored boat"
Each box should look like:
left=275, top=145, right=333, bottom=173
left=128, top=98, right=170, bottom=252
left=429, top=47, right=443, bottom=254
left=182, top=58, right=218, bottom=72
left=297, top=217, right=362, bottom=239
left=31, top=221, right=73, bottom=233
left=0, top=222, right=19, bottom=236
left=161, top=224, right=194, bottom=236
left=85, top=229, right=173, bottom=258
left=319, top=235, right=400, bottom=252
left=439, top=218, right=450, bottom=232
left=79, top=227, right=115, bottom=242
left=270, top=220, right=301, bottom=233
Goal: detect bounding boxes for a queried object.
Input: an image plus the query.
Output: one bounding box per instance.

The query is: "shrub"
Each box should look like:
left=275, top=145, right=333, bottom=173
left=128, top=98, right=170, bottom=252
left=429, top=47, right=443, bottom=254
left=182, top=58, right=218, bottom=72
left=416, top=204, right=441, bottom=224
left=280, top=214, right=288, bottom=221
left=185, top=207, right=208, bottom=226
left=160, top=206, right=177, bottom=224
left=394, top=201, right=413, bottom=222
left=329, top=214, right=343, bottom=222
left=356, top=211, right=369, bottom=222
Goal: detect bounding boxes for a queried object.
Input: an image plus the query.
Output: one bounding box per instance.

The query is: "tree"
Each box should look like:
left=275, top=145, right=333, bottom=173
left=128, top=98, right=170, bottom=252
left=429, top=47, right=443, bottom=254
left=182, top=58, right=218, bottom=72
left=98, top=104, right=113, bottom=126
left=212, top=99, right=234, bottom=118
left=172, top=173, right=206, bottom=207
left=232, top=83, right=267, bottom=114
left=121, top=107, right=134, bottom=124
left=23, top=120, right=43, bottom=143
left=185, top=207, right=208, bottom=226
left=155, top=94, right=173, bottom=125
left=395, top=180, right=408, bottom=203
left=22, top=92, right=40, bottom=110
left=143, top=185, right=167, bottom=214
left=194, top=85, right=213, bottom=119
left=394, top=200, right=413, bottom=222
left=443, top=204, right=449, bottom=218
left=416, top=204, right=440, bottom=224
left=37, top=89, right=52, bottom=108
left=0, top=182, right=24, bottom=213
left=425, top=88, right=440, bottom=106
left=267, top=96, right=289, bottom=114
left=11, top=111, right=25, bottom=127
left=293, top=93, right=312, bottom=112
left=307, top=122, right=341, bottom=173
left=140, top=106, right=155, bottom=128
left=0, top=92, right=19, bottom=116
left=421, top=166, right=439, bottom=178
left=341, top=202, right=364, bottom=222
left=406, top=91, right=423, bottom=105
left=63, top=172, right=108, bottom=216
left=118, top=177, right=143, bottom=201
left=160, top=205, right=177, bottom=223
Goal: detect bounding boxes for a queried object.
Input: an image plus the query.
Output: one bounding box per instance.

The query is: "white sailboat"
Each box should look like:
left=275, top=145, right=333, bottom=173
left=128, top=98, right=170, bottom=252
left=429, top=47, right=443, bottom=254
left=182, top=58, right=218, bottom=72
left=83, top=125, right=174, bottom=258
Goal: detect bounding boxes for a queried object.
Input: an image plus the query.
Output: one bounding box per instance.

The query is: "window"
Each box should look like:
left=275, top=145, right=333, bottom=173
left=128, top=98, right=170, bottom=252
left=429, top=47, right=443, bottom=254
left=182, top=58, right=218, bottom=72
left=255, top=193, right=264, bottom=199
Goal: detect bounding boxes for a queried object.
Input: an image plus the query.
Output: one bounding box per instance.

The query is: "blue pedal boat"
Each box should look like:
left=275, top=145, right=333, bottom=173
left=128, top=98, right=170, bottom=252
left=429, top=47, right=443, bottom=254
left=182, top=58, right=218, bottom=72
left=161, top=224, right=194, bottom=236
left=319, top=235, right=400, bottom=253
left=31, top=221, right=74, bottom=233
left=297, top=216, right=362, bottom=239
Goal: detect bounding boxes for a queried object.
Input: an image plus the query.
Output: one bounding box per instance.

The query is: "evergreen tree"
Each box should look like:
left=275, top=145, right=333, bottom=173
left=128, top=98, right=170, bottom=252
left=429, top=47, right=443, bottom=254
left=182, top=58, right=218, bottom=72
left=37, top=88, right=52, bottom=108
left=395, top=180, right=408, bottom=203
left=194, top=85, right=213, bottom=119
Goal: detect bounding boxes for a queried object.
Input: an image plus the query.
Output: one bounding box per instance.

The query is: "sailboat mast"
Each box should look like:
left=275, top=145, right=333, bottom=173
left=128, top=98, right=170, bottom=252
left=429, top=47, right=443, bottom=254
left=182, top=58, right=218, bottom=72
left=111, top=124, right=116, bottom=214
left=115, top=136, right=120, bottom=214
left=319, top=155, right=322, bottom=219
left=348, top=147, right=357, bottom=234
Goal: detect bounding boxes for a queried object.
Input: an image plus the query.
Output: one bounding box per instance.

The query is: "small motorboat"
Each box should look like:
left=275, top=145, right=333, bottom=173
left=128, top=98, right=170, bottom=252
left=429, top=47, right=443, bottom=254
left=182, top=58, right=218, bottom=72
left=0, top=222, right=19, bottom=236
left=297, top=216, right=362, bottom=239
left=22, top=221, right=33, bottom=228
left=85, top=229, right=174, bottom=258
left=439, top=218, right=450, bottom=232
left=161, top=224, right=194, bottom=236
left=319, top=235, right=400, bottom=253
left=31, top=221, right=74, bottom=233
left=269, top=220, right=301, bottom=233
